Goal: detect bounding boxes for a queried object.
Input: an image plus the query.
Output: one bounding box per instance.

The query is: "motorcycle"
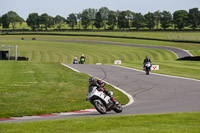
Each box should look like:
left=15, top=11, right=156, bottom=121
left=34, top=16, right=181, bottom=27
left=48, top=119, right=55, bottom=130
left=144, top=62, right=152, bottom=75
left=79, top=58, right=85, bottom=64
left=86, top=86, right=123, bottom=114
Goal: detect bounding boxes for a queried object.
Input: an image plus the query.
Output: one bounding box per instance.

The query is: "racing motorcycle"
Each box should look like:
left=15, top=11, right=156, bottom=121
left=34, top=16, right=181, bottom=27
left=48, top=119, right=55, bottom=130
left=144, top=62, right=152, bottom=75
left=86, top=86, right=123, bottom=114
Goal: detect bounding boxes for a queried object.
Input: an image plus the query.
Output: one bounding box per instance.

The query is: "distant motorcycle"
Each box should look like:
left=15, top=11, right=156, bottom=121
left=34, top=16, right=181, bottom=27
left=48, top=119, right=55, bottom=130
left=79, top=58, right=85, bottom=64
left=86, top=86, right=123, bottom=114
left=144, top=62, right=152, bottom=75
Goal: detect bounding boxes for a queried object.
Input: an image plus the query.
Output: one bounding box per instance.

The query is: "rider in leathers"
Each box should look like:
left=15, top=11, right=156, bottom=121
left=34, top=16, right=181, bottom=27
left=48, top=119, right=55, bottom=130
left=88, top=77, right=116, bottom=104
left=143, top=56, right=152, bottom=68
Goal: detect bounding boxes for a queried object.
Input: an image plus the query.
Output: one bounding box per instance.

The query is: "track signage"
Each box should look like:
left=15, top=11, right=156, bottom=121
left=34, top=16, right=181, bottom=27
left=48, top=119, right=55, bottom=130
left=151, top=65, right=159, bottom=70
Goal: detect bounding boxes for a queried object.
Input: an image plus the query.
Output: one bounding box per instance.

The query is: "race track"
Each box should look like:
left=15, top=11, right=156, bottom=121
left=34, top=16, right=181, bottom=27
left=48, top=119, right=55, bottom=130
left=0, top=40, right=198, bottom=123
left=2, top=64, right=200, bottom=123
left=66, top=64, right=200, bottom=115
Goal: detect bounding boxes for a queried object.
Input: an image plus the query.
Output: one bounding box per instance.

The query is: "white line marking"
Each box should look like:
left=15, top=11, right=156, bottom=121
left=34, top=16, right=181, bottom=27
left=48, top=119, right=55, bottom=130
left=61, top=63, right=80, bottom=73
left=113, top=65, right=200, bottom=82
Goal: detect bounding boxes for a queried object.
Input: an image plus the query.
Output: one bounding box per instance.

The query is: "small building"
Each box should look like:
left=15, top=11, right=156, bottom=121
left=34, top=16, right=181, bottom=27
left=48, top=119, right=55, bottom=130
left=0, top=45, right=17, bottom=60
left=0, top=50, right=9, bottom=60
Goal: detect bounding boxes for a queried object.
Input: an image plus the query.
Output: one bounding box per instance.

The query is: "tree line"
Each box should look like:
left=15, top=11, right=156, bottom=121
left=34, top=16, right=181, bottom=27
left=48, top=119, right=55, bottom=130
left=0, top=7, right=200, bottom=31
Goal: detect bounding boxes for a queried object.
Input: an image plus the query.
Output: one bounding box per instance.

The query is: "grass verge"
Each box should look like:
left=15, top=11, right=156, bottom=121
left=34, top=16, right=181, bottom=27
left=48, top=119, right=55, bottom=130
left=0, top=112, right=200, bottom=133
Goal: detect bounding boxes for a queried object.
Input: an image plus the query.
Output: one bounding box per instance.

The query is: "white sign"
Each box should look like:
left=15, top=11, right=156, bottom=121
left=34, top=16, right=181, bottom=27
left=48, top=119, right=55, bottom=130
left=114, top=60, right=122, bottom=64
left=151, top=65, right=159, bottom=70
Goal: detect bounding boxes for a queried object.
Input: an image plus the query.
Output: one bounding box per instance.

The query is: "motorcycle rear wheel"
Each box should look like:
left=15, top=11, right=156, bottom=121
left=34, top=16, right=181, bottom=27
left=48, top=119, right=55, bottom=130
left=113, top=100, right=123, bottom=113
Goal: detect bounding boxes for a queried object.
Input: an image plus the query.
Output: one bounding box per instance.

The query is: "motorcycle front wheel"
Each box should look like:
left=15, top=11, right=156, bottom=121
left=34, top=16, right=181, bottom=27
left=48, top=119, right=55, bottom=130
left=94, top=100, right=107, bottom=114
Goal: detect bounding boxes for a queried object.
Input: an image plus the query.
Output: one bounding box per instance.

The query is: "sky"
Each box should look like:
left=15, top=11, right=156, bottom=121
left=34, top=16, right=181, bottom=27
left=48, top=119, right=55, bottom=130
left=0, top=0, right=199, bottom=19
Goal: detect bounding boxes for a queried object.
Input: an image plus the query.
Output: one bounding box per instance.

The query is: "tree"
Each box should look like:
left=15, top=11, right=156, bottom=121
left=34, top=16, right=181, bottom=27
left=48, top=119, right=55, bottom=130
left=0, top=17, right=2, bottom=27
left=160, top=11, right=172, bottom=30
left=7, top=11, right=23, bottom=30
left=99, top=7, right=109, bottom=29
left=87, top=8, right=97, bottom=30
left=67, top=13, right=77, bottom=29
left=173, top=10, right=188, bottom=30
left=154, top=10, right=161, bottom=30
left=132, top=13, right=145, bottom=30
left=26, top=13, right=39, bottom=30
left=81, top=10, right=90, bottom=29
left=54, top=15, right=65, bottom=29
left=144, top=12, right=155, bottom=30
left=188, top=8, right=200, bottom=29
left=115, top=10, right=121, bottom=29
left=125, top=10, right=134, bottom=29
left=94, top=11, right=103, bottom=29
left=107, top=10, right=117, bottom=30
left=118, top=11, right=129, bottom=30
left=40, top=13, right=54, bottom=30
left=1, top=14, right=10, bottom=28
left=76, top=13, right=82, bottom=30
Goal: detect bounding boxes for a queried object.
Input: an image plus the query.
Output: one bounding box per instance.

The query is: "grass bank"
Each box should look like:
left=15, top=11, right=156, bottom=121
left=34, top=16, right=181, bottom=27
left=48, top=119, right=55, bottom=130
left=0, top=112, right=200, bottom=133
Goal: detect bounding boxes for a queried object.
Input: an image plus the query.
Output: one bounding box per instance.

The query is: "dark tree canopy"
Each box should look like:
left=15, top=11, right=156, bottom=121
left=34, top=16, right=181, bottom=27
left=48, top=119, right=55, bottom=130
left=1, top=7, right=200, bottom=31
left=160, top=11, right=172, bottom=30
left=26, top=13, right=40, bottom=30
left=144, top=12, right=155, bottom=30
left=67, top=13, right=77, bottom=29
left=94, top=11, right=103, bottom=29
left=173, top=10, right=188, bottom=30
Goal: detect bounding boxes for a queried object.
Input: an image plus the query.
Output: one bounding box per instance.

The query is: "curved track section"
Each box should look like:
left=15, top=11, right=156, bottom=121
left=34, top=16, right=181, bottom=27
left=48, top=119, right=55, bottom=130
left=1, top=64, right=200, bottom=123
left=40, top=39, right=192, bottom=58
left=66, top=64, right=200, bottom=115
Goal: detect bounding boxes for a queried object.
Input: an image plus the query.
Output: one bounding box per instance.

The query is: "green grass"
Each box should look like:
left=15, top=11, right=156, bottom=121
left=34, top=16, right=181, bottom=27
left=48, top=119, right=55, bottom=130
left=0, top=34, right=200, bottom=132
left=0, top=35, right=199, bottom=118
left=54, top=31, right=200, bottom=41
left=0, top=61, right=128, bottom=118
left=3, top=30, right=200, bottom=42
left=2, top=35, right=200, bottom=56
left=1, top=112, right=200, bottom=133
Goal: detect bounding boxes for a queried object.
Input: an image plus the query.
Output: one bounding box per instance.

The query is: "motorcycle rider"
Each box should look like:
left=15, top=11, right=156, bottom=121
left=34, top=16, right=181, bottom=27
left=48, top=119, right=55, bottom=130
left=79, top=54, right=85, bottom=64
left=143, top=56, right=152, bottom=69
left=88, top=77, right=116, bottom=104
left=73, top=57, right=78, bottom=64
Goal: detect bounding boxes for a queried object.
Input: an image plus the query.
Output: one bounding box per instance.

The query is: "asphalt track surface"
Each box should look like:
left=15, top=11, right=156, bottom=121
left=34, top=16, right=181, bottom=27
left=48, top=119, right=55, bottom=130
left=1, top=40, right=198, bottom=123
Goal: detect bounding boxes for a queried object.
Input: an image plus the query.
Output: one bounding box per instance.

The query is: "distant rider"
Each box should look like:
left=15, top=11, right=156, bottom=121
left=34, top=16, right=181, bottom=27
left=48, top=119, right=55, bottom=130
left=143, top=56, right=152, bottom=69
left=73, top=57, right=78, bottom=64
left=79, top=54, right=85, bottom=64
left=88, top=77, right=116, bottom=104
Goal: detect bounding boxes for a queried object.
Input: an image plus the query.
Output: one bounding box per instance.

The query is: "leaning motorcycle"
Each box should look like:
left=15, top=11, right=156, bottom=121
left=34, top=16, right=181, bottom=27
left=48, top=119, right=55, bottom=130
left=144, top=62, right=151, bottom=75
left=86, top=86, right=123, bottom=114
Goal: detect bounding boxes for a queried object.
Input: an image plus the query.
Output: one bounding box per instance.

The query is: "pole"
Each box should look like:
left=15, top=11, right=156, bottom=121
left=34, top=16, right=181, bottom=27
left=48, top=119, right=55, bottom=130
left=15, top=45, right=17, bottom=60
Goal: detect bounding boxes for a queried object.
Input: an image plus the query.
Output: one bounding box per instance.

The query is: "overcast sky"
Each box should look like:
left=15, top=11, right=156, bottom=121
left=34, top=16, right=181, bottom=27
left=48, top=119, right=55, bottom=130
left=0, top=0, right=199, bottom=19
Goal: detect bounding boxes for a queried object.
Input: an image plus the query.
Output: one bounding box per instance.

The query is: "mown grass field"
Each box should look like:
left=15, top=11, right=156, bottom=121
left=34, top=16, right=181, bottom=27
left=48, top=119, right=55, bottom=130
left=0, top=61, right=128, bottom=118
left=2, top=34, right=200, bottom=56
left=0, top=35, right=200, bottom=132
left=50, top=31, right=200, bottom=42
left=1, top=112, right=200, bottom=133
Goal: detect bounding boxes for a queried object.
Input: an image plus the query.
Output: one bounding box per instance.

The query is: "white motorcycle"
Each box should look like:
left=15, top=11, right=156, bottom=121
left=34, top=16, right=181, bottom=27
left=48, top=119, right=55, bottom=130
left=86, top=86, right=123, bottom=114
left=144, top=62, right=152, bottom=75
